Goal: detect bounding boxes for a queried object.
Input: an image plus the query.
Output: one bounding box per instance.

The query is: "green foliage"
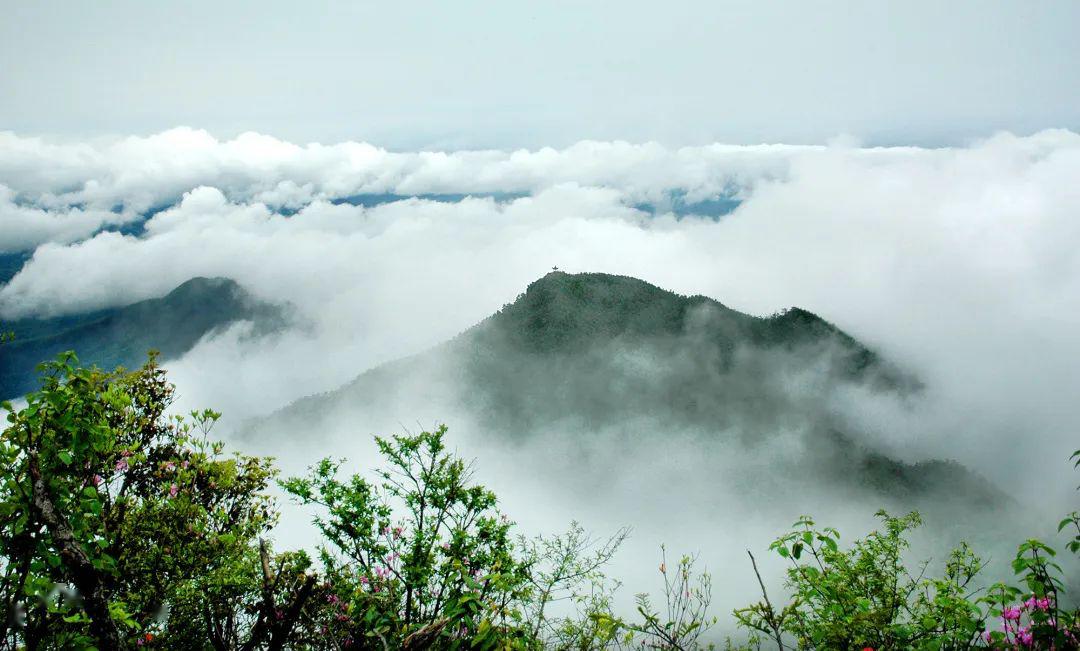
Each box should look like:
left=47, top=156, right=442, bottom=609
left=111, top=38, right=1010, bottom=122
left=0, top=353, right=305, bottom=649
left=736, top=504, right=1080, bottom=650
left=735, top=511, right=986, bottom=649
left=282, top=426, right=536, bottom=649
left=165, top=541, right=323, bottom=650
left=1059, top=449, right=1080, bottom=557
left=979, top=539, right=1080, bottom=648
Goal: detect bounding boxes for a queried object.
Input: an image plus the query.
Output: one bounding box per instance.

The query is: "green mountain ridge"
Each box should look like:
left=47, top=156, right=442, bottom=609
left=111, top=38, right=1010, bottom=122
left=0, top=277, right=284, bottom=400
left=476, top=271, right=911, bottom=387
left=257, top=271, right=1001, bottom=515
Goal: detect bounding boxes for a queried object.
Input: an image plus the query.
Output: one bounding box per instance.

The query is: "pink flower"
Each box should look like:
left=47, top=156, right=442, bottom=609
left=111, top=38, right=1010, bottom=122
left=392, top=526, right=403, bottom=539
left=1036, top=597, right=1051, bottom=610
left=168, top=483, right=179, bottom=498
left=91, top=474, right=103, bottom=487
left=181, top=460, right=189, bottom=469
left=983, top=631, right=992, bottom=643
left=115, top=458, right=129, bottom=472
left=162, top=461, right=176, bottom=472
left=1003, top=606, right=1022, bottom=621
left=1019, top=629, right=1033, bottom=646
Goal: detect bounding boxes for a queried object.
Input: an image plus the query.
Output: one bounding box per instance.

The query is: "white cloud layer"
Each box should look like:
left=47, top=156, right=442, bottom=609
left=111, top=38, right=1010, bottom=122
left=2, top=128, right=1080, bottom=508
left=0, top=184, right=136, bottom=253
left=0, top=127, right=804, bottom=215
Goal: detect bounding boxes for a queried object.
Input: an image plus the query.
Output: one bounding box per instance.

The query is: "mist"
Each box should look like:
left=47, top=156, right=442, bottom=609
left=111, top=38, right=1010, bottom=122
left=2, top=128, right=1079, bottom=640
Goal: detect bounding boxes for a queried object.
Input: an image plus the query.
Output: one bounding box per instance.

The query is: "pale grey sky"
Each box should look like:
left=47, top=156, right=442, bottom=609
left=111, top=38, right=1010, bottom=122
left=2, top=0, right=1078, bottom=148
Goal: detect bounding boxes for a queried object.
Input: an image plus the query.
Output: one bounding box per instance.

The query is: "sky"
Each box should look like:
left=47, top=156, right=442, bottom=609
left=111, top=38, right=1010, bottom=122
left=2, top=1, right=1079, bottom=149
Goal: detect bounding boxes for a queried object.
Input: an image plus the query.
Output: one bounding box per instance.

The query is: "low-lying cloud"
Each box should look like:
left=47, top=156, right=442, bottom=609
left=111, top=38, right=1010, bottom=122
left=2, top=127, right=1079, bottom=520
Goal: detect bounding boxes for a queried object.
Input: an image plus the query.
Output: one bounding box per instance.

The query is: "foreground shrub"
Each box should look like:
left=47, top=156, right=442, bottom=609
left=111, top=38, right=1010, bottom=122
left=735, top=512, right=1080, bottom=649
left=0, top=354, right=312, bottom=649
left=281, top=426, right=536, bottom=648
left=734, top=511, right=985, bottom=649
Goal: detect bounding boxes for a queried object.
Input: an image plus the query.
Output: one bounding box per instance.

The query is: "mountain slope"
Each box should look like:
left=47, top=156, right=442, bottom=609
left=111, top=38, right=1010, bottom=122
left=256, top=271, right=1000, bottom=515
left=0, top=277, right=283, bottom=399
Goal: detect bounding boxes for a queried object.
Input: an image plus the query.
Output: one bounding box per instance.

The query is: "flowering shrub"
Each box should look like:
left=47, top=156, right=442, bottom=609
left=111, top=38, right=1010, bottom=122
left=2, top=352, right=1078, bottom=650
left=982, top=591, right=1075, bottom=647
left=0, top=354, right=308, bottom=649
left=734, top=487, right=1080, bottom=650
left=976, top=538, right=1080, bottom=649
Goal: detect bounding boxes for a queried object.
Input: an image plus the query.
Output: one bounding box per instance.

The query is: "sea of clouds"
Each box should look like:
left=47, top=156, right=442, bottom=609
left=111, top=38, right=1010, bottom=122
left=2, top=128, right=1078, bottom=484
left=3, top=128, right=1080, bottom=632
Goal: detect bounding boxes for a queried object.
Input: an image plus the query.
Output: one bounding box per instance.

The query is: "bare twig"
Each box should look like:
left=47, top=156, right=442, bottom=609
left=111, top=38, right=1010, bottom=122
left=747, top=550, right=786, bottom=651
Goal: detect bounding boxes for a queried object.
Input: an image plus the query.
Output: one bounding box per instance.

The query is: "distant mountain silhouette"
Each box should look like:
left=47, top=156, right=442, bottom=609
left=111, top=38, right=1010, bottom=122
left=0, top=277, right=283, bottom=400
left=261, top=272, right=1001, bottom=513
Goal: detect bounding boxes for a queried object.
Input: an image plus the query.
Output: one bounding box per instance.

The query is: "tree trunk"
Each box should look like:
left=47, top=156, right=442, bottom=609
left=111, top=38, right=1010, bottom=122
left=28, top=452, right=120, bottom=650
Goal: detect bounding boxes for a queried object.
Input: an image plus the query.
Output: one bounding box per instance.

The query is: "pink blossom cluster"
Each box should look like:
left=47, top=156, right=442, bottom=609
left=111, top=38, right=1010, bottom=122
left=984, top=594, right=1078, bottom=648
left=325, top=593, right=351, bottom=623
